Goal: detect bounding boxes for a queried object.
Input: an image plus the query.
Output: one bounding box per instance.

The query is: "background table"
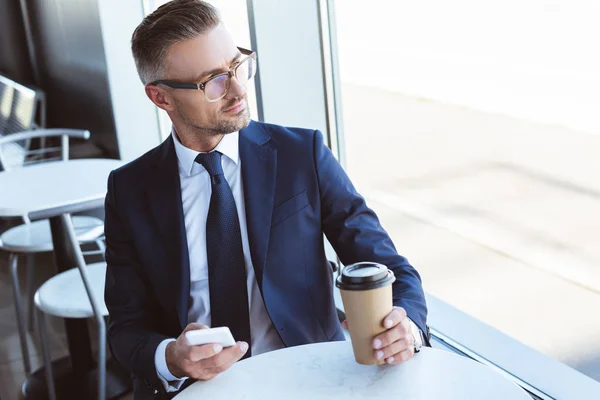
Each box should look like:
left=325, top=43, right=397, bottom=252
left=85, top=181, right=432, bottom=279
left=0, top=159, right=129, bottom=399
left=174, top=341, right=531, bottom=399
left=0, top=159, right=121, bottom=219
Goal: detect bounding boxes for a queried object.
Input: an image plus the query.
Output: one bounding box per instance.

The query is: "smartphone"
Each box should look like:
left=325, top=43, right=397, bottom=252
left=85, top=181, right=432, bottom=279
left=185, top=326, right=236, bottom=347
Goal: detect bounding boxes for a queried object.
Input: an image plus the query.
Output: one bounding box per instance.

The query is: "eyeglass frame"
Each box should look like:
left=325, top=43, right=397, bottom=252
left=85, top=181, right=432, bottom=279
left=148, top=47, right=257, bottom=102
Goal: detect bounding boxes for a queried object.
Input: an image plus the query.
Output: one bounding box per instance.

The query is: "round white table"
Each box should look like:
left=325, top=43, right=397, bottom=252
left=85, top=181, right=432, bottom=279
left=0, top=159, right=122, bottom=219
left=0, top=159, right=130, bottom=399
left=174, top=341, right=531, bottom=400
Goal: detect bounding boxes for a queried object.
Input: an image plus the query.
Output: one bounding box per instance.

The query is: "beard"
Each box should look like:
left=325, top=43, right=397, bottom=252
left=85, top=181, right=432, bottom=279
left=178, top=96, right=251, bottom=138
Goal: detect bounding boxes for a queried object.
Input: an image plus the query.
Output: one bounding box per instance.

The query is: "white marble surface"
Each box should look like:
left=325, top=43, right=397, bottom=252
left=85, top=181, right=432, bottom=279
left=0, top=159, right=123, bottom=218
left=174, top=341, right=531, bottom=399
left=34, top=262, right=108, bottom=318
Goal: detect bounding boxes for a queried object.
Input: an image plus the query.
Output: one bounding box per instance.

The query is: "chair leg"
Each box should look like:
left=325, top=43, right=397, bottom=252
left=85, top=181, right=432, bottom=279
left=95, top=238, right=106, bottom=259
left=9, top=253, right=31, bottom=374
left=26, top=254, right=36, bottom=332
left=97, top=319, right=106, bottom=400
left=37, top=308, right=57, bottom=400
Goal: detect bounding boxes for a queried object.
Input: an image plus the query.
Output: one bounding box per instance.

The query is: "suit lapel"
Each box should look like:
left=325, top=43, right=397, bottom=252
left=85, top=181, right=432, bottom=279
left=239, top=121, right=277, bottom=287
left=146, top=136, right=190, bottom=330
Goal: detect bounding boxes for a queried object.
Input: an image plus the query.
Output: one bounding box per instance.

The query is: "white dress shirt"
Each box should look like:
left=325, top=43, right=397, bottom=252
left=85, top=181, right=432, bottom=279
left=154, top=130, right=284, bottom=391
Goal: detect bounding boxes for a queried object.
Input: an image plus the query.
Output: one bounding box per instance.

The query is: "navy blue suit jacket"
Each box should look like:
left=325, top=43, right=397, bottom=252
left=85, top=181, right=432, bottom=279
left=104, top=121, right=428, bottom=398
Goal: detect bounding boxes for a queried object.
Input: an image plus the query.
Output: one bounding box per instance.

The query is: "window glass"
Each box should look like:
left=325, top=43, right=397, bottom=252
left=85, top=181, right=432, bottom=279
left=334, top=0, right=600, bottom=382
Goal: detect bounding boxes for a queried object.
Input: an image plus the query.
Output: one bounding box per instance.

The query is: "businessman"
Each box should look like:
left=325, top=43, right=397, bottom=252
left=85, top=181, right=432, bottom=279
left=104, top=0, right=430, bottom=398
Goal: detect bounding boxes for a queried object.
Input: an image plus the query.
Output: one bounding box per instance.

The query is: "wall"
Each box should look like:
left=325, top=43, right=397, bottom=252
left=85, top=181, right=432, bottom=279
left=28, top=0, right=119, bottom=157
left=0, top=0, right=34, bottom=85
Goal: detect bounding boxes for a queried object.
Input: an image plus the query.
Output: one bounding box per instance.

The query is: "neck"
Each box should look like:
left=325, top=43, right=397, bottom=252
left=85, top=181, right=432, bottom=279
left=172, top=122, right=224, bottom=152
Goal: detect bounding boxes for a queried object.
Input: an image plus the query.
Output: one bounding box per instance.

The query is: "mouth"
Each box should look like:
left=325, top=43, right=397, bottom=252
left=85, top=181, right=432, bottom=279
left=223, top=100, right=246, bottom=114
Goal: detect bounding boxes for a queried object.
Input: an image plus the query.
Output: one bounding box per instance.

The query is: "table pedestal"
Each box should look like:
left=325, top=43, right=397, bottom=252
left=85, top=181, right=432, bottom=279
left=49, top=216, right=96, bottom=373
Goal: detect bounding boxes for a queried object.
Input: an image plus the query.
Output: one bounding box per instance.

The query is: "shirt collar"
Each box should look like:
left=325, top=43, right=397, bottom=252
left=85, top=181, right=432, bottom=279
left=171, top=127, right=239, bottom=177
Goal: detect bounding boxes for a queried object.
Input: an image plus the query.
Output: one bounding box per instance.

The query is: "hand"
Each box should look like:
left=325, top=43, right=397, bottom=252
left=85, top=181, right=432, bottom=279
left=342, top=306, right=415, bottom=365
left=166, top=323, right=249, bottom=381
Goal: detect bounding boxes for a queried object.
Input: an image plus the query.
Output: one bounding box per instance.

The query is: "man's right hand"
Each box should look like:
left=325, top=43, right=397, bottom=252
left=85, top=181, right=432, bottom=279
left=165, top=323, right=249, bottom=381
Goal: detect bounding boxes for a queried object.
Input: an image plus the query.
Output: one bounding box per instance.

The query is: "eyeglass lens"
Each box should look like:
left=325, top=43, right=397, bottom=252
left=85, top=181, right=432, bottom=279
left=204, top=57, right=256, bottom=101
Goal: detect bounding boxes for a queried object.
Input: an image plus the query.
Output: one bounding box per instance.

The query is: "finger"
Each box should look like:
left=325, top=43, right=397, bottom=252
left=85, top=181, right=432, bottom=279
left=374, top=338, right=410, bottom=361
left=203, top=341, right=248, bottom=367
left=187, top=342, right=248, bottom=381
left=341, top=320, right=349, bottom=330
left=382, top=307, right=407, bottom=329
left=386, top=347, right=414, bottom=365
left=187, top=342, right=224, bottom=362
left=206, top=342, right=248, bottom=373
left=373, top=320, right=410, bottom=349
left=202, top=341, right=249, bottom=373
left=181, top=323, right=210, bottom=346
left=183, top=323, right=209, bottom=334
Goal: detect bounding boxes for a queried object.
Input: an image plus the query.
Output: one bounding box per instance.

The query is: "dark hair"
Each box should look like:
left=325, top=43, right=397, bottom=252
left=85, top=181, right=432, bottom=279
left=131, top=0, right=221, bottom=85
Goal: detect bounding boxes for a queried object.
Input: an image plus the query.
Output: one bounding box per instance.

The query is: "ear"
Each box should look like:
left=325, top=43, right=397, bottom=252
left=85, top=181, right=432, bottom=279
left=145, top=85, right=176, bottom=112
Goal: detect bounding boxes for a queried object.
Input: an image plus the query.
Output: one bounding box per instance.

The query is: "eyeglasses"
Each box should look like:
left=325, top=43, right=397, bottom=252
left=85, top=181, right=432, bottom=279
left=150, top=47, right=257, bottom=103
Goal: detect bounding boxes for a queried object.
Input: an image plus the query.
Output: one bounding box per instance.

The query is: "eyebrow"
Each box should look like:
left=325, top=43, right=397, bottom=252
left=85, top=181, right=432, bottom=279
left=194, top=52, right=244, bottom=82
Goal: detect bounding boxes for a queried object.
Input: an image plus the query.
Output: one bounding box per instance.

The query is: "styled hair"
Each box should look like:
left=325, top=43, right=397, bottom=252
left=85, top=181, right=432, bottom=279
left=131, top=0, right=221, bottom=85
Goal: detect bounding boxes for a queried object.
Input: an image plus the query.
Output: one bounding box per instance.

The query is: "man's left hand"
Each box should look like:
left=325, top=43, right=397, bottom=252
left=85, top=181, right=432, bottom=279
left=342, top=306, right=415, bottom=365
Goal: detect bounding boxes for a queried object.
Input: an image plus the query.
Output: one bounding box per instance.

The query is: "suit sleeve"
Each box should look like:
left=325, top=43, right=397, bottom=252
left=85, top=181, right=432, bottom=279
left=104, top=170, right=170, bottom=394
left=313, top=130, right=429, bottom=342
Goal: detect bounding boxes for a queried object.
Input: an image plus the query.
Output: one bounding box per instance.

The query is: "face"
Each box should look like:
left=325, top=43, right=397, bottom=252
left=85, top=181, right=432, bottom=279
left=146, top=23, right=251, bottom=139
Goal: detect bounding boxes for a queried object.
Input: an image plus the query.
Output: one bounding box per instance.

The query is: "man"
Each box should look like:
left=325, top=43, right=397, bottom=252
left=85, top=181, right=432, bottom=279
left=104, top=0, right=430, bottom=398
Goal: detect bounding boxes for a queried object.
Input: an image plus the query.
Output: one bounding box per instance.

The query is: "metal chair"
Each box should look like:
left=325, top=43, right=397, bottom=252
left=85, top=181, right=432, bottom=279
left=0, top=74, right=46, bottom=170
left=34, top=215, right=108, bottom=400
left=0, top=74, right=45, bottom=136
left=35, top=262, right=108, bottom=400
left=0, top=218, right=105, bottom=375
left=0, top=129, right=105, bottom=375
left=0, top=128, right=90, bottom=171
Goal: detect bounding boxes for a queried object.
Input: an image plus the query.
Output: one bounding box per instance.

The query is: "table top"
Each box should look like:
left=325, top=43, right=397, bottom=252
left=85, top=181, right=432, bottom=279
left=0, top=159, right=123, bottom=219
left=174, top=341, right=531, bottom=400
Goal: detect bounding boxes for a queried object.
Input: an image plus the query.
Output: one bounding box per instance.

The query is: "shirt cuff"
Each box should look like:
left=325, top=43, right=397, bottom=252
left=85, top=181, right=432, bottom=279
left=155, top=338, right=188, bottom=392
left=407, top=318, right=423, bottom=348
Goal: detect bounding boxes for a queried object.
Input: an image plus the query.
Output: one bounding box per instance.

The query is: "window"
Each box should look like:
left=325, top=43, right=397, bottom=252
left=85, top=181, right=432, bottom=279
left=333, top=0, right=600, bottom=383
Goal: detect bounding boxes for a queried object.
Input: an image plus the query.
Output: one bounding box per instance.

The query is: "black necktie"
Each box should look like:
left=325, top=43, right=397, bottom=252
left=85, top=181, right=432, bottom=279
left=195, top=151, right=251, bottom=357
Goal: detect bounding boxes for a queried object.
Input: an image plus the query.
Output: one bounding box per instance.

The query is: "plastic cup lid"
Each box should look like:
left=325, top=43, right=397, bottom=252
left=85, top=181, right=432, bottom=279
left=335, top=262, right=395, bottom=291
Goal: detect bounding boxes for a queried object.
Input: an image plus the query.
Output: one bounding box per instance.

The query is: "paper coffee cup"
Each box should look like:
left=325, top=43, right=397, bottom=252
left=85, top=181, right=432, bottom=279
left=336, top=262, right=395, bottom=365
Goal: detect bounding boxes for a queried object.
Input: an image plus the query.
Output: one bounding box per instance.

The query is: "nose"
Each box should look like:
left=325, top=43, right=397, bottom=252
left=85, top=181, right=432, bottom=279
left=225, top=75, right=247, bottom=99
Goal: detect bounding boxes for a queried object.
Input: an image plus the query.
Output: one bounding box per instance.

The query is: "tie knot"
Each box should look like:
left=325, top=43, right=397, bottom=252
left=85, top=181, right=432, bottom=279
left=195, top=151, right=223, bottom=178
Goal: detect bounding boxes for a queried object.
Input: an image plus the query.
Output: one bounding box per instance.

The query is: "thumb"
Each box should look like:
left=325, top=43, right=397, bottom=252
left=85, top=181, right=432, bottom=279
left=341, top=320, right=349, bottom=330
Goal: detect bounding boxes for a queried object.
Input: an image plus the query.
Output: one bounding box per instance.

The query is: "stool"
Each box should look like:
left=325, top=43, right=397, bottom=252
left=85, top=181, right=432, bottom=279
left=0, top=216, right=104, bottom=375
left=35, top=262, right=108, bottom=400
